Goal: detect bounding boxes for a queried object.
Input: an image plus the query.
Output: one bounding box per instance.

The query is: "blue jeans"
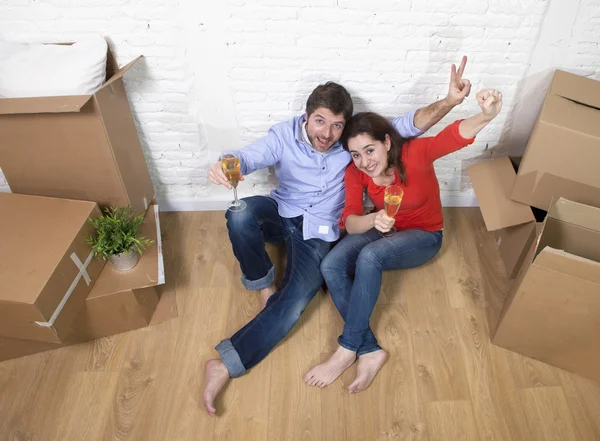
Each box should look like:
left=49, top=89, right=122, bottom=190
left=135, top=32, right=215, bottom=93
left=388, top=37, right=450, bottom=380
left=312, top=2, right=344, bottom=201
left=216, top=196, right=333, bottom=378
left=320, top=228, right=443, bottom=355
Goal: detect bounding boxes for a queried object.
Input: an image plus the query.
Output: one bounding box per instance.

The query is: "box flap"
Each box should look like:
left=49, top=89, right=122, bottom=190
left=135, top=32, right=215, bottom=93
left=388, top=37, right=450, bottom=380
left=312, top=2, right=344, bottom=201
left=102, top=56, right=143, bottom=88
left=547, top=197, right=600, bottom=232
left=541, top=94, right=600, bottom=139
left=0, top=193, right=97, bottom=304
left=534, top=198, right=600, bottom=264
left=550, top=69, right=600, bottom=110
left=89, top=205, right=164, bottom=297
left=468, top=157, right=535, bottom=231
left=534, top=247, right=600, bottom=285
left=0, top=95, right=93, bottom=115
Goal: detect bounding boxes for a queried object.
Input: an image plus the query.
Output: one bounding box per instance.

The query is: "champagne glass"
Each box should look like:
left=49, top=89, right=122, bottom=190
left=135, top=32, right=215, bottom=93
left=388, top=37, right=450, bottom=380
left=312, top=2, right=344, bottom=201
left=221, top=154, right=247, bottom=212
left=381, top=185, right=403, bottom=237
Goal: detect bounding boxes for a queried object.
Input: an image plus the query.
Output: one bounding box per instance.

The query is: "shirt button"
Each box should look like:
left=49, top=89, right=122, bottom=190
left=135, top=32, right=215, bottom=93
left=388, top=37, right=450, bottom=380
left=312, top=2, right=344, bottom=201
left=322, top=167, right=325, bottom=170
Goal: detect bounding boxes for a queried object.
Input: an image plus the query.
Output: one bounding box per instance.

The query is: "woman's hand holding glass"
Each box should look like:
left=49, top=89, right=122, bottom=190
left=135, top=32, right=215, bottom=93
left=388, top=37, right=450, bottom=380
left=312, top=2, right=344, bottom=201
left=373, top=210, right=395, bottom=234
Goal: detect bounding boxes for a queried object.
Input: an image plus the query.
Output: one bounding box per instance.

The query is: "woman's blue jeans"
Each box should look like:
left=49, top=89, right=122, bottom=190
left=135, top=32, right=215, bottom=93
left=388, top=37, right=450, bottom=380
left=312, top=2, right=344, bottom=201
left=320, top=228, right=443, bottom=355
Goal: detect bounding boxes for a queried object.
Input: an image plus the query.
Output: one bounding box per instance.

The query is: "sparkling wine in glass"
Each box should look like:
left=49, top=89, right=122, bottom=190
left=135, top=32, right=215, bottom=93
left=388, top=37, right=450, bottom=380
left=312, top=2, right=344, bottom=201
left=221, top=154, right=247, bottom=212
left=381, top=185, right=403, bottom=237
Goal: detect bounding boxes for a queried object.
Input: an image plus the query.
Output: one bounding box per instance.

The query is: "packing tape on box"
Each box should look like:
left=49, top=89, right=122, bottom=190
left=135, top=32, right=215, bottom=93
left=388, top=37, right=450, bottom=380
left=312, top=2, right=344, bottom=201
left=35, top=251, right=94, bottom=327
left=154, top=204, right=165, bottom=285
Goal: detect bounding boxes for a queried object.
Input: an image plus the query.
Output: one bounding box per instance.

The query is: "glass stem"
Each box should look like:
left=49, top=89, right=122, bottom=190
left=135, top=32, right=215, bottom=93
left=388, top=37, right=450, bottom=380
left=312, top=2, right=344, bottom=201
left=233, top=186, right=239, bottom=204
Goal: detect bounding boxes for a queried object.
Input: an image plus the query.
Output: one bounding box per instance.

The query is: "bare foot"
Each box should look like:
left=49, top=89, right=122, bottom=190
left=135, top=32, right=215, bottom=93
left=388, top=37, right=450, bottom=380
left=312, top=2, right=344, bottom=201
left=203, top=359, right=230, bottom=416
left=348, top=349, right=388, bottom=394
left=259, top=283, right=277, bottom=308
left=303, top=345, right=357, bottom=388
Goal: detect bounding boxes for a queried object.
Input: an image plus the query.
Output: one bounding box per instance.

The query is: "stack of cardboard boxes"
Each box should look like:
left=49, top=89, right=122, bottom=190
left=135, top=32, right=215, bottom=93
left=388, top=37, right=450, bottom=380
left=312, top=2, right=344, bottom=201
left=468, top=70, right=600, bottom=383
left=0, top=43, right=175, bottom=361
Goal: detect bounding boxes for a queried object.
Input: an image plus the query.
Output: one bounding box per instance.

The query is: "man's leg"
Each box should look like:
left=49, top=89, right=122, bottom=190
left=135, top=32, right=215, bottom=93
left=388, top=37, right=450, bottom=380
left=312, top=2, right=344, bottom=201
left=225, top=196, right=284, bottom=305
left=204, top=216, right=332, bottom=415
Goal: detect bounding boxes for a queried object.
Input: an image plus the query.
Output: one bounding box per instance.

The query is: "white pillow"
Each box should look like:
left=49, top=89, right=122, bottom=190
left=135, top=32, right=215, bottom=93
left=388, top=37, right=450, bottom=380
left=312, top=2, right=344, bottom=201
left=0, top=35, right=108, bottom=98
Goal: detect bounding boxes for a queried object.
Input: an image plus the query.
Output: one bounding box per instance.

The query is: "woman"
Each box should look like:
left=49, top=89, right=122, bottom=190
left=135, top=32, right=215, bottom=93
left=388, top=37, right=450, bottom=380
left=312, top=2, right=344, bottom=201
left=304, top=89, right=503, bottom=393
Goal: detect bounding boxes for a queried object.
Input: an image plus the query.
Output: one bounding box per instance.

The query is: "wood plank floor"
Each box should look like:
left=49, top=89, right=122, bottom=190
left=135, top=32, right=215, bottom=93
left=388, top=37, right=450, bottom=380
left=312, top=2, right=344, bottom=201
left=1, top=208, right=599, bottom=441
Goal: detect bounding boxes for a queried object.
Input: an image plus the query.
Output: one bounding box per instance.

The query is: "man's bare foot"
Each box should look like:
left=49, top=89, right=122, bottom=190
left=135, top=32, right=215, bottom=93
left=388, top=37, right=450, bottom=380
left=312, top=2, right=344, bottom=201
left=203, top=359, right=230, bottom=416
left=259, top=283, right=277, bottom=308
left=347, top=349, right=388, bottom=394
left=304, top=345, right=356, bottom=388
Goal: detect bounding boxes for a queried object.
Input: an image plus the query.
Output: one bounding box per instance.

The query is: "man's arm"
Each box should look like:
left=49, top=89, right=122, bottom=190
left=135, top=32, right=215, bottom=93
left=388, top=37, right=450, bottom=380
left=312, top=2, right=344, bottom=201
left=413, top=56, right=471, bottom=132
left=208, top=127, right=283, bottom=189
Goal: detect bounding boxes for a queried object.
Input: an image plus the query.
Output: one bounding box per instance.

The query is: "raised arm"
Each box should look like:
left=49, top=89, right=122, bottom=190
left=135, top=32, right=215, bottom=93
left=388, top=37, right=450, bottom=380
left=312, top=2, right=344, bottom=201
left=459, top=89, right=502, bottom=138
left=413, top=56, right=472, bottom=132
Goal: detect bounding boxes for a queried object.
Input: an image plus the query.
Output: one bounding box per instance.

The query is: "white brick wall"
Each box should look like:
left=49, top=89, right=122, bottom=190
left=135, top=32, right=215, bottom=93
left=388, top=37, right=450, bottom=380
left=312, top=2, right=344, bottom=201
left=1, top=0, right=599, bottom=208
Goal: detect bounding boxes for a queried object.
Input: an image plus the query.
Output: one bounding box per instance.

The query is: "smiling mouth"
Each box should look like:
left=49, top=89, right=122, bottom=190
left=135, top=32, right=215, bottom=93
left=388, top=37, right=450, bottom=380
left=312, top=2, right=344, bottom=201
left=365, top=165, right=377, bottom=172
left=317, top=138, right=330, bottom=146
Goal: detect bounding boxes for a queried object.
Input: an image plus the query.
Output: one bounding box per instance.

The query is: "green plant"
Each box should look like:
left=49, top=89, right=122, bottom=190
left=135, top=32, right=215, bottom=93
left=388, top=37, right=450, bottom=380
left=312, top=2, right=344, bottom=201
left=87, top=206, right=154, bottom=260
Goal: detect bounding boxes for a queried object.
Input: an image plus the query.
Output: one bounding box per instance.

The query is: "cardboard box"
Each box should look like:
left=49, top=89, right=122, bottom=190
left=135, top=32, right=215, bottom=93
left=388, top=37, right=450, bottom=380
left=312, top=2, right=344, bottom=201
left=0, top=204, right=171, bottom=362
left=0, top=193, right=105, bottom=343
left=0, top=43, right=154, bottom=216
left=468, top=156, right=541, bottom=278
left=510, top=70, right=600, bottom=211
left=492, top=198, right=600, bottom=383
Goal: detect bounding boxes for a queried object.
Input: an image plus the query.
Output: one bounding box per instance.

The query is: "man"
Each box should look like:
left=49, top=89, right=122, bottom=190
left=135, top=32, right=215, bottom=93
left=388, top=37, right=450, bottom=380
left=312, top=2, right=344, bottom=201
left=204, top=57, right=471, bottom=416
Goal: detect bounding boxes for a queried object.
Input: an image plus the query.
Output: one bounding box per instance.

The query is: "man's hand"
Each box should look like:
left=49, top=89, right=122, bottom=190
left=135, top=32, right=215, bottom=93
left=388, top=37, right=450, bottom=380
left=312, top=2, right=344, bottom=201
left=476, top=89, right=503, bottom=121
left=208, top=160, right=244, bottom=190
left=373, top=210, right=395, bottom=233
left=446, top=56, right=471, bottom=107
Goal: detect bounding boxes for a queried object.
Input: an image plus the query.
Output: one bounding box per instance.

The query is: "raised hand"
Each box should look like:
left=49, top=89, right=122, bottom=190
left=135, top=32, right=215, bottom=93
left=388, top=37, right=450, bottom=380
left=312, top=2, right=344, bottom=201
left=446, top=56, right=471, bottom=106
left=476, top=89, right=503, bottom=121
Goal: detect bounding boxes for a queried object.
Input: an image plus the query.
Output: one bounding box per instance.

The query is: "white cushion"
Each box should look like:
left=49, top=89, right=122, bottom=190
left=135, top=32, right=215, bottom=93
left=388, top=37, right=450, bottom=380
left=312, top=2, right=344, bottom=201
left=0, top=35, right=108, bottom=98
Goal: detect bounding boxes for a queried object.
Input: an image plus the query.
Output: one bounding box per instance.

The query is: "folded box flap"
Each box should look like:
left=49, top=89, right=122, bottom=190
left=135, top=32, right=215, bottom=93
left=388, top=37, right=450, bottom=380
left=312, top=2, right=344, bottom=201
left=102, top=56, right=143, bottom=88
left=534, top=246, right=600, bottom=285
left=550, top=69, right=600, bottom=111
left=468, top=157, right=535, bottom=231
left=0, top=95, right=93, bottom=115
left=548, top=198, right=600, bottom=233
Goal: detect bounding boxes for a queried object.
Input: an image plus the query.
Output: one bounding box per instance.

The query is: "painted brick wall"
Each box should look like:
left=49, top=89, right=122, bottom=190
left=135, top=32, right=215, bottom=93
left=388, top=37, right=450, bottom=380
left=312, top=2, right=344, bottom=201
left=0, top=0, right=598, bottom=209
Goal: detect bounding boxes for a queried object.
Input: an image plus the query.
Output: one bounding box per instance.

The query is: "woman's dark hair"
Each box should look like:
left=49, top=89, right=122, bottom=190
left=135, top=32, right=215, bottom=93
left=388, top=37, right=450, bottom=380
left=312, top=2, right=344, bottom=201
left=306, top=82, right=353, bottom=122
left=340, top=112, right=408, bottom=184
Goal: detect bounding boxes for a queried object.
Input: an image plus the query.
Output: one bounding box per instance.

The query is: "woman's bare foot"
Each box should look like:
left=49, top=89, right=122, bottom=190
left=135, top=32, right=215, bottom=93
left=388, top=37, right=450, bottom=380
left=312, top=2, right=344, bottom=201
left=203, top=359, right=230, bottom=416
left=304, top=345, right=357, bottom=388
left=259, top=284, right=277, bottom=308
left=347, top=349, right=388, bottom=394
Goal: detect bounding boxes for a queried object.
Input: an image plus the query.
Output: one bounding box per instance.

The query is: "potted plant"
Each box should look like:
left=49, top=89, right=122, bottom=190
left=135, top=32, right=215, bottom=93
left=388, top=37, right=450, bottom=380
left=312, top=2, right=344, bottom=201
left=87, top=206, right=154, bottom=272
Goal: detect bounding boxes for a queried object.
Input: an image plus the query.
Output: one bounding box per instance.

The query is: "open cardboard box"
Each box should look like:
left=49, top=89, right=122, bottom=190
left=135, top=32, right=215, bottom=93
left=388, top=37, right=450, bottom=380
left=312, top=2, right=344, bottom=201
left=510, top=70, right=600, bottom=211
left=0, top=193, right=105, bottom=343
left=0, top=205, right=178, bottom=362
left=492, top=198, right=600, bottom=383
left=468, top=156, right=545, bottom=279
left=0, top=41, right=154, bottom=216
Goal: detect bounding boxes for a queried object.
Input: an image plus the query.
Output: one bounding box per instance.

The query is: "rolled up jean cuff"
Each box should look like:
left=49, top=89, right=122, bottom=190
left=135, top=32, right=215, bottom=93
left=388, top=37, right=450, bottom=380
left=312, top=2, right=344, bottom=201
left=216, top=339, right=246, bottom=378
left=240, top=265, right=274, bottom=291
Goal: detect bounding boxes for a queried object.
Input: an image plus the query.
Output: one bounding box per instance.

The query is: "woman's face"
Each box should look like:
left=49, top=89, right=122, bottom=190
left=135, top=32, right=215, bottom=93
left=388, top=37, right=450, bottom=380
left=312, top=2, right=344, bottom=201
left=347, top=133, right=391, bottom=178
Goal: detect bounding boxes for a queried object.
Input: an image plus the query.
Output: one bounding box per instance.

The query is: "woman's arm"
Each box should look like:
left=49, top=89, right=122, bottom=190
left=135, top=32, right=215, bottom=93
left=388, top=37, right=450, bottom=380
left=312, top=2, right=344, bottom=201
left=346, top=210, right=395, bottom=235
left=458, top=89, right=503, bottom=138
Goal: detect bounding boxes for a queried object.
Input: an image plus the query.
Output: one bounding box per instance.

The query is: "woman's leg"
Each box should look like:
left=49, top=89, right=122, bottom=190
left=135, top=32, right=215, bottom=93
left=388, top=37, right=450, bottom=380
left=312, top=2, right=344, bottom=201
left=340, top=229, right=443, bottom=351
left=345, top=229, right=443, bottom=393
left=321, top=230, right=383, bottom=352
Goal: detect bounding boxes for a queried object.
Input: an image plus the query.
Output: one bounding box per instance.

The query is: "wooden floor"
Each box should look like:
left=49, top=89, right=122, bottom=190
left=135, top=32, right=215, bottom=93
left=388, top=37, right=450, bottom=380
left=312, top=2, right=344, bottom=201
left=1, top=208, right=599, bottom=441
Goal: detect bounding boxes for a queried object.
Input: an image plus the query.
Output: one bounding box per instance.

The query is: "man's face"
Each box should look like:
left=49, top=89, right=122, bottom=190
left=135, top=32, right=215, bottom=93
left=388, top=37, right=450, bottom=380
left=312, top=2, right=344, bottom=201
left=305, top=107, right=346, bottom=152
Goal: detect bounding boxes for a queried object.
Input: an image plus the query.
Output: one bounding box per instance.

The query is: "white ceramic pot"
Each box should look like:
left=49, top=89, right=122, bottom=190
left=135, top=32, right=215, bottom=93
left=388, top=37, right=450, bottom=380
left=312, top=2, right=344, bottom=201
left=109, top=248, right=139, bottom=272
